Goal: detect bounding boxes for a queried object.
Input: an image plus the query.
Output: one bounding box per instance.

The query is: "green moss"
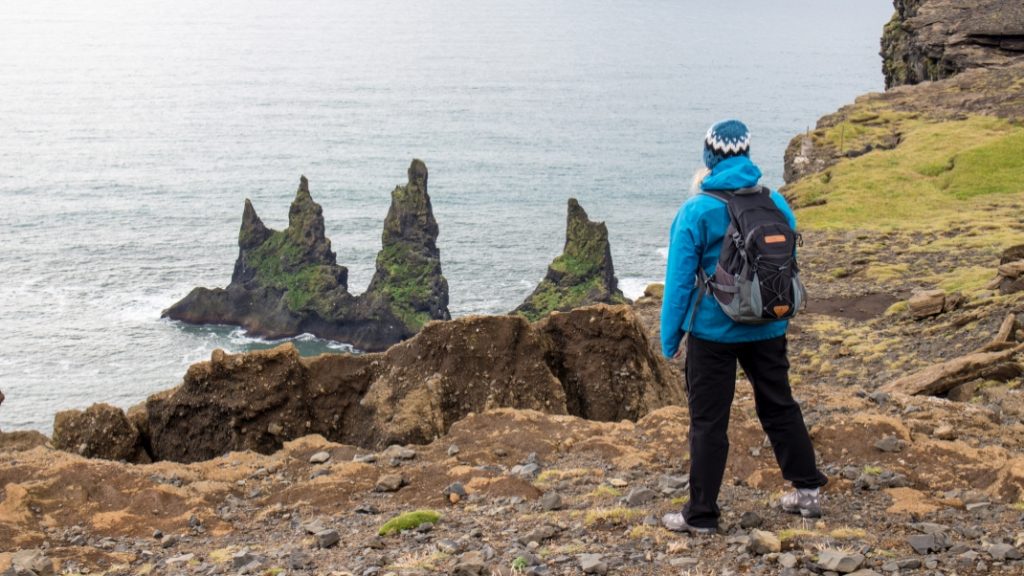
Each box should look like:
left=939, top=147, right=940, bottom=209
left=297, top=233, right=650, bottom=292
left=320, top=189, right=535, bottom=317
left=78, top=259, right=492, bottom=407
left=790, top=116, right=1024, bottom=232
left=373, top=242, right=437, bottom=331
left=244, top=231, right=341, bottom=316
left=378, top=510, right=441, bottom=536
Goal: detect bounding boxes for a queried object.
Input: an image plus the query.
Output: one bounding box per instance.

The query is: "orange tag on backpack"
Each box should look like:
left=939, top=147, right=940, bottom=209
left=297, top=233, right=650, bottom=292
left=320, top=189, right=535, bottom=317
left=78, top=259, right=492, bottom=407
left=764, top=235, right=786, bottom=244
left=773, top=305, right=790, bottom=317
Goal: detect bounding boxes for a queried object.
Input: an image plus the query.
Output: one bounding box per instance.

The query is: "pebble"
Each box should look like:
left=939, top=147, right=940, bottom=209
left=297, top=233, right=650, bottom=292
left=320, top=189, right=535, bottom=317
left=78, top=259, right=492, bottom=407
left=10, top=549, right=54, bottom=576
left=625, top=487, right=656, bottom=507
left=453, top=551, right=487, bottom=576
left=748, top=530, right=781, bottom=555
left=608, top=478, right=629, bottom=488
left=668, top=557, right=699, bottom=568
left=874, top=436, right=903, bottom=452
left=444, top=482, right=468, bottom=504
left=986, top=543, right=1023, bottom=560
left=159, top=534, right=178, bottom=549
left=448, top=444, right=460, bottom=456
left=739, top=511, right=763, bottom=529
left=933, top=424, right=957, bottom=440
left=374, top=474, right=406, bottom=492
left=353, top=453, right=377, bottom=464
left=579, top=553, right=608, bottom=575
left=512, top=463, right=541, bottom=477
left=232, top=548, right=255, bottom=569
left=817, top=550, right=865, bottom=573
left=309, top=451, right=331, bottom=464
left=658, top=474, right=689, bottom=494
left=779, top=553, right=797, bottom=568
left=540, top=492, right=563, bottom=511
left=315, top=528, right=340, bottom=549
left=384, top=445, right=417, bottom=460
left=165, top=553, right=194, bottom=565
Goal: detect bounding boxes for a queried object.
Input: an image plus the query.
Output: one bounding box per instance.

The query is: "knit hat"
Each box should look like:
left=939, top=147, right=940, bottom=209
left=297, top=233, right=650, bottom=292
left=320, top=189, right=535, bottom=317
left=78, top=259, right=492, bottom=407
left=703, top=119, right=751, bottom=169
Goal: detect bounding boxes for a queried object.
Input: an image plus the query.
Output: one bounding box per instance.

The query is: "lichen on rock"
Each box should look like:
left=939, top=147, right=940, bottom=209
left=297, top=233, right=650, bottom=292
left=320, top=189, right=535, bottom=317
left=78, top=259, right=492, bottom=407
left=162, top=161, right=449, bottom=351
left=515, top=199, right=628, bottom=321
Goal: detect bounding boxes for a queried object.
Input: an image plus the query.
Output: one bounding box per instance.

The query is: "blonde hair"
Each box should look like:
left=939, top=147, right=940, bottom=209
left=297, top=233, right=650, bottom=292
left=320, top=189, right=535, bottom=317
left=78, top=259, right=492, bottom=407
left=690, top=167, right=711, bottom=197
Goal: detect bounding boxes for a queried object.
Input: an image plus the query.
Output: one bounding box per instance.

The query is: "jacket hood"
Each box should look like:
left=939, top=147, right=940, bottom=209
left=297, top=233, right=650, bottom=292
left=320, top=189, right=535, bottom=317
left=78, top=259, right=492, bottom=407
left=700, top=156, right=762, bottom=191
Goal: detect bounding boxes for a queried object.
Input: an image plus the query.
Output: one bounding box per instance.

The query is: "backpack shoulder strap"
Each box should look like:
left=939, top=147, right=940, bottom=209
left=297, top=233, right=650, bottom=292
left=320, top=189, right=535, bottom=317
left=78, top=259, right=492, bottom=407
left=699, top=189, right=733, bottom=204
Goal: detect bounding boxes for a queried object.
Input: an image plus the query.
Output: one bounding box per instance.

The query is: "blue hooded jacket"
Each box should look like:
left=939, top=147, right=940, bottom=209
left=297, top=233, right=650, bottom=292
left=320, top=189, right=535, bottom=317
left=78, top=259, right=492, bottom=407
left=660, top=156, right=797, bottom=357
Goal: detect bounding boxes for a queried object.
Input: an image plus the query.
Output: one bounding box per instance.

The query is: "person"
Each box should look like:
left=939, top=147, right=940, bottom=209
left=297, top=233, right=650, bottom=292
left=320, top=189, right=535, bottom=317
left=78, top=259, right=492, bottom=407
left=659, top=119, right=827, bottom=534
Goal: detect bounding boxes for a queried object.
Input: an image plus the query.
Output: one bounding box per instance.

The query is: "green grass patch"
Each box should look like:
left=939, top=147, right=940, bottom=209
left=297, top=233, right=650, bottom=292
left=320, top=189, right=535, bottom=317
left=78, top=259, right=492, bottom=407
left=789, top=116, right=1024, bottom=233
left=378, top=509, right=441, bottom=536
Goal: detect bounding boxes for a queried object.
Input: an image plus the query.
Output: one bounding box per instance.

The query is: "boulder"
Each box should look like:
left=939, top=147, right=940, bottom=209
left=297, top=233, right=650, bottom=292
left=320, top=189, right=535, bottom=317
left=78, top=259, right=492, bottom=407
left=908, top=289, right=946, bottom=319
left=538, top=305, right=682, bottom=421
left=52, top=403, right=145, bottom=462
left=515, top=199, right=628, bottom=320
left=76, top=303, right=680, bottom=463
left=881, top=0, right=1024, bottom=88
left=163, top=161, right=449, bottom=352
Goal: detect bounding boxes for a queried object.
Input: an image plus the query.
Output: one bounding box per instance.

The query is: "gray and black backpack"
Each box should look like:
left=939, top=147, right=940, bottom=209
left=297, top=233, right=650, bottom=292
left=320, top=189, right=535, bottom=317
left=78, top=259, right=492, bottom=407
left=695, top=186, right=806, bottom=325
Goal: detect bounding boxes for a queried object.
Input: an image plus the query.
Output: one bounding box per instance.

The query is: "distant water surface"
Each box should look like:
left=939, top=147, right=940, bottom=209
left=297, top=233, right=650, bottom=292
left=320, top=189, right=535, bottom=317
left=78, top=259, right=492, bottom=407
left=0, top=0, right=894, bottom=431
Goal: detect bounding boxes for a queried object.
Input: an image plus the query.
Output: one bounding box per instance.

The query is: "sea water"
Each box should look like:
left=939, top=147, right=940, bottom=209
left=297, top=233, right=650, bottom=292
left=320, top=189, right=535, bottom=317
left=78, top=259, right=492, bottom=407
left=0, top=0, right=894, bottom=431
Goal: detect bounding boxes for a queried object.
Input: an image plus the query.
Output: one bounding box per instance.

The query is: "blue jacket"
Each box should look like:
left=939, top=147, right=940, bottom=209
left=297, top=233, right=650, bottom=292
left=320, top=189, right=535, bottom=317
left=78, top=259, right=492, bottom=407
left=660, top=156, right=797, bottom=357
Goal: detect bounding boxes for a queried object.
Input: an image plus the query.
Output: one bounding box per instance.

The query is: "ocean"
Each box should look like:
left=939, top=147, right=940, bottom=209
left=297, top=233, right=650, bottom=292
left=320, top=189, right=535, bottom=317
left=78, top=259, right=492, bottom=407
left=0, top=0, right=894, bottom=432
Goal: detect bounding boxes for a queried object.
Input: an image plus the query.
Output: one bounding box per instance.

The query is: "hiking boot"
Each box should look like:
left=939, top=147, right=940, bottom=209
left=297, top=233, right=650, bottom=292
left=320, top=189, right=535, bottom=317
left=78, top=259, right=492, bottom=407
left=780, top=489, right=822, bottom=518
left=660, top=512, right=716, bottom=535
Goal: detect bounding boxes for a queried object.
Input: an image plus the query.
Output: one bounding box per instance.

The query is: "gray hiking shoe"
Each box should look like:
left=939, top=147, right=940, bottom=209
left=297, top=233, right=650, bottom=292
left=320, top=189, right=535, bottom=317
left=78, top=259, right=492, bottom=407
left=660, top=512, right=716, bottom=535
left=780, top=489, right=822, bottom=518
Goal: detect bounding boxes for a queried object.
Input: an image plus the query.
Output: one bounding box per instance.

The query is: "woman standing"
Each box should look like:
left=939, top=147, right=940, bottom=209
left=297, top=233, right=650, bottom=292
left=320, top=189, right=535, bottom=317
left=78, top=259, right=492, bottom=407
left=660, top=120, right=827, bottom=534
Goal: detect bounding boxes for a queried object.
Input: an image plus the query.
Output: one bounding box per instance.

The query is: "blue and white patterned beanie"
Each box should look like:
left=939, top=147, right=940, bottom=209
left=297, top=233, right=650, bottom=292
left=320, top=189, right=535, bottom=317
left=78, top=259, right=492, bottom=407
left=703, top=119, right=751, bottom=169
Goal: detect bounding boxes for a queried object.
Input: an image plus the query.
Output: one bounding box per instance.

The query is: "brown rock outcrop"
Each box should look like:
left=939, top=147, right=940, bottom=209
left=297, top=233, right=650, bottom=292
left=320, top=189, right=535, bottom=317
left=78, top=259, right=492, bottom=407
left=51, top=403, right=146, bottom=463
left=163, top=161, right=449, bottom=352
left=67, top=305, right=682, bottom=463
left=881, top=0, right=1024, bottom=88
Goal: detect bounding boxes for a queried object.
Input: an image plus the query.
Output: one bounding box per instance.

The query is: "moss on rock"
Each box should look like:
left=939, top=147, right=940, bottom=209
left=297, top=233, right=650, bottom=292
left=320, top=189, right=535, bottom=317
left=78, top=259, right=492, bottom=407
left=515, top=199, right=628, bottom=321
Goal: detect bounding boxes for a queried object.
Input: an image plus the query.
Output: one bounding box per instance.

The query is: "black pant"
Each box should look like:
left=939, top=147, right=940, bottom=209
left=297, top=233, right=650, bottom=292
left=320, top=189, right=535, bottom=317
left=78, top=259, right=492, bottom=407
left=683, top=334, right=827, bottom=528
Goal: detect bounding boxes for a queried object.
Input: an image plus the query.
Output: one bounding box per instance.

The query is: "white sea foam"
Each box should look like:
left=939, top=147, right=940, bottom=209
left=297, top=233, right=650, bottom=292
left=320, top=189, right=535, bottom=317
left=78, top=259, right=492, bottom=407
left=619, top=277, right=657, bottom=301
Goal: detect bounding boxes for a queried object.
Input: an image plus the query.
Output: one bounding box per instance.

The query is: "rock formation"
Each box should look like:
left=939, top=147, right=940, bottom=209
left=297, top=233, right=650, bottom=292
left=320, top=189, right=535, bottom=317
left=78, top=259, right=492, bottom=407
left=515, top=199, right=628, bottom=321
left=162, top=160, right=449, bottom=351
left=881, top=0, right=1024, bottom=88
left=51, top=404, right=147, bottom=463
left=55, top=305, right=681, bottom=463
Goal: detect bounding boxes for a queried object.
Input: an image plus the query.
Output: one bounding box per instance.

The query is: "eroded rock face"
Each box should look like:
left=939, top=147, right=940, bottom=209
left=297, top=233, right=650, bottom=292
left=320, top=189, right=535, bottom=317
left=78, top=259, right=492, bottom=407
left=881, top=0, right=1024, bottom=88
left=69, top=305, right=681, bottom=463
left=538, top=305, right=680, bottom=421
left=515, top=199, right=628, bottom=321
left=162, top=161, right=449, bottom=352
left=52, top=404, right=146, bottom=462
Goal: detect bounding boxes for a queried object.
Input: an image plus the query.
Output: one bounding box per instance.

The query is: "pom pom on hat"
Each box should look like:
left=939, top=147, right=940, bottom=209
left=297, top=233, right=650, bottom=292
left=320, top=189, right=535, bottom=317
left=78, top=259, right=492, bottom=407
left=703, top=119, right=751, bottom=169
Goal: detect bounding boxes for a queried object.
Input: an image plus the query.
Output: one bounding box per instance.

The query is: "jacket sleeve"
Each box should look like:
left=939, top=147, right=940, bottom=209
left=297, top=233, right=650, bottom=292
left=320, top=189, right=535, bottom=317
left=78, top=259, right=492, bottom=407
left=660, top=204, right=702, bottom=358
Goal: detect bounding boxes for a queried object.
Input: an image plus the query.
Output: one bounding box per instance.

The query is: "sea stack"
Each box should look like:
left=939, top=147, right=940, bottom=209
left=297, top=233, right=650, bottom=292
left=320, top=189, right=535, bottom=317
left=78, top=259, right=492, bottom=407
left=515, top=198, right=628, bottom=321
left=162, top=160, right=449, bottom=351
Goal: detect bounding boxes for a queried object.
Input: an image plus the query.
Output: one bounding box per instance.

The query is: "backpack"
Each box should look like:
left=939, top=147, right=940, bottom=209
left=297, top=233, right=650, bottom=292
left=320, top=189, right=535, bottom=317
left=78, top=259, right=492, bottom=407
left=691, top=186, right=806, bottom=326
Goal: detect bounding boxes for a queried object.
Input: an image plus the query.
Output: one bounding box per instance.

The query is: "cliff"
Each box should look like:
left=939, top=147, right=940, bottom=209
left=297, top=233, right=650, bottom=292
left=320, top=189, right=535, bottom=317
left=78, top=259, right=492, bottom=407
left=55, top=305, right=680, bottom=463
left=881, top=0, right=1024, bottom=88
left=162, top=160, right=449, bottom=352
left=515, top=199, right=628, bottom=321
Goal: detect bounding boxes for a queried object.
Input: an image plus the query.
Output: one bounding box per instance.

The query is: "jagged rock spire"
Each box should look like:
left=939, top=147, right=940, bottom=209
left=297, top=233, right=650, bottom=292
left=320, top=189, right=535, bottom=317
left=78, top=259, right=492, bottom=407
left=515, top=198, right=627, bottom=321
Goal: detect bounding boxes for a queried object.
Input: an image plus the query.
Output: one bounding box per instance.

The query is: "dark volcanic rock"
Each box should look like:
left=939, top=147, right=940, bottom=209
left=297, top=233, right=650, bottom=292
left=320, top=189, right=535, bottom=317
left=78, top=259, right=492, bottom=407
left=515, top=199, right=628, bottom=321
left=162, top=161, right=449, bottom=352
left=881, top=0, right=1024, bottom=89
left=79, top=305, right=680, bottom=463
left=52, top=403, right=146, bottom=462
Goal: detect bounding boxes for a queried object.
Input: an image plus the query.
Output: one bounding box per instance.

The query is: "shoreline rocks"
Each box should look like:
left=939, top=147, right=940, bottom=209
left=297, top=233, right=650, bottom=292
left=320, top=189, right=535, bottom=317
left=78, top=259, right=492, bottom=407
left=162, top=160, right=450, bottom=352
